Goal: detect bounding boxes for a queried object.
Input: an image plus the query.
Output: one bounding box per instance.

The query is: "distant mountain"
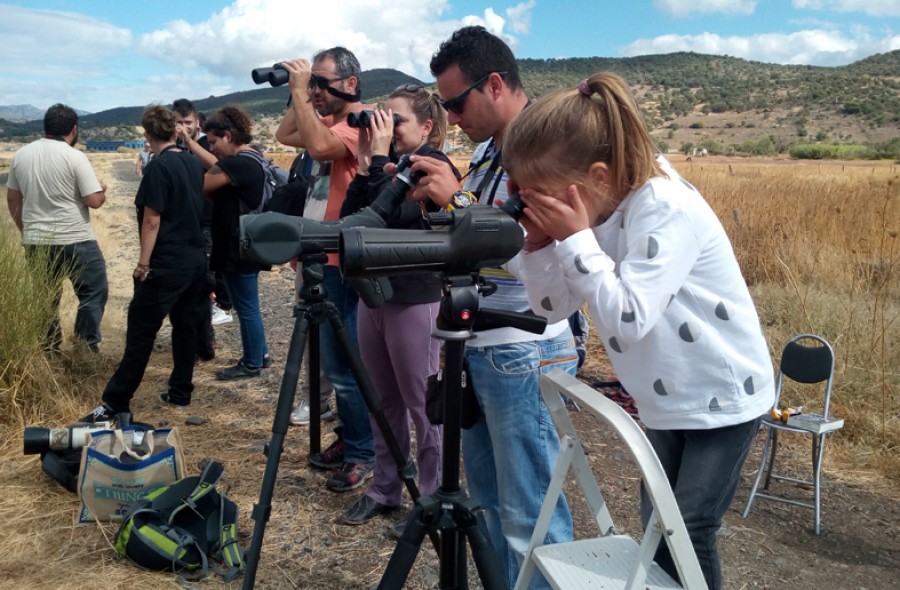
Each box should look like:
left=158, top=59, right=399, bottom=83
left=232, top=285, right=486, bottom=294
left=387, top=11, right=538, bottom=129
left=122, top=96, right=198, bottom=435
left=0, top=105, right=45, bottom=123
left=1, top=53, right=897, bottom=154
left=0, top=104, right=90, bottom=123
left=0, top=68, right=424, bottom=140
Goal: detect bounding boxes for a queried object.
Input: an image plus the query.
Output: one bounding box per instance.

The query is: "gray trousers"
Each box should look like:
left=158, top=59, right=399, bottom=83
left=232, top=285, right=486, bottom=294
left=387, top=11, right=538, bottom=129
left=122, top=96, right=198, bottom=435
left=26, top=240, right=108, bottom=350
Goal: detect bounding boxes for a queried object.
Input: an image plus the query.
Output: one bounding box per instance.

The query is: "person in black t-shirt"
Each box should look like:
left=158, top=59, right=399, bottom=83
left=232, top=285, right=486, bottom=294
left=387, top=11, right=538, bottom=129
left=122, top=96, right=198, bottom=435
left=79, top=106, right=209, bottom=422
left=197, top=105, right=271, bottom=381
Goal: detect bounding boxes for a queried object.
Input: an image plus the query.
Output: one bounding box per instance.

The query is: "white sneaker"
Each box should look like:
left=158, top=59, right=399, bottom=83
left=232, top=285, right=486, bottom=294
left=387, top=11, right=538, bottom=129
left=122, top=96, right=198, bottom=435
left=290, top=398, right=334, bottom=425
left=211, top=305, right=232, bottom=326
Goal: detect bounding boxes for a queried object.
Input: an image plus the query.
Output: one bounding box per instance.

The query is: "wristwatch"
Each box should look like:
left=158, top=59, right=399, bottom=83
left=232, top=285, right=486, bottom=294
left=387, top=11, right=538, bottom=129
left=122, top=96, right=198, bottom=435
left=446, top=190, right=476, bottom=211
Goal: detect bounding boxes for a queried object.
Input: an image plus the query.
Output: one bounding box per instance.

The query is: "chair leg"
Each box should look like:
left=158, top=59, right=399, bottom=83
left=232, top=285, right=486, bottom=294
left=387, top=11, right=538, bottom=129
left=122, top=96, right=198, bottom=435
left=743, top=426, right=774, bottom=518
left=763, top=428, right=779, bottom=490
left=812, top=433, right=828, bottom=535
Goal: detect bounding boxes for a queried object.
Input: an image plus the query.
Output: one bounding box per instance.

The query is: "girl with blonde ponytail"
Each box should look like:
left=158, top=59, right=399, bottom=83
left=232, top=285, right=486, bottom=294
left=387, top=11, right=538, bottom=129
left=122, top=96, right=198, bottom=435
left=505, top=72, right=775, bottom=590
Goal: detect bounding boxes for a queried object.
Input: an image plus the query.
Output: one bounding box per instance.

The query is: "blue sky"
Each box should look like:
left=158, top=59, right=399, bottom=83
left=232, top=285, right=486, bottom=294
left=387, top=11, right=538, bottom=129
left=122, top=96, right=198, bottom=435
left=0, top=0, right=897, bottom=113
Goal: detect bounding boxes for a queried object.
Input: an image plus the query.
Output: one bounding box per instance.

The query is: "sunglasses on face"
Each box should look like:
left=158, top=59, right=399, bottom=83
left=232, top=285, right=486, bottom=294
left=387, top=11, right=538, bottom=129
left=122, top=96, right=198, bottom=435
left=308, top=74, right=348, bottom=90
left=439, top=71, right=507, bottom=115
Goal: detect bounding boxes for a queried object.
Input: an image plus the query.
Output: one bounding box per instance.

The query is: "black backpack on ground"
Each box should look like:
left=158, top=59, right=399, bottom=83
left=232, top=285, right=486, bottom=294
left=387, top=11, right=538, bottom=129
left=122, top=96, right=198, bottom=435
left=114, top=460, right=244, bottom=582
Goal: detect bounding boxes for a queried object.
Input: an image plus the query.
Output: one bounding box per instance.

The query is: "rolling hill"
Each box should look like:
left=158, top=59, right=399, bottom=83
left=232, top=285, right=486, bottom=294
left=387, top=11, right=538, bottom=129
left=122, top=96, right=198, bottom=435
left=1, top=50, right=898, bottom=156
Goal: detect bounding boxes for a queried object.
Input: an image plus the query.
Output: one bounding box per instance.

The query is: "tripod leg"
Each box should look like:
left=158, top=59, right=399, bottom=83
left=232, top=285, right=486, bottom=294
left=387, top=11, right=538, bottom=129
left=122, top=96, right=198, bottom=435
left=243, top=308, right=312, bottom=590
left=460, top=500, right=508, bottom=590
left=377, top=502, right=431, bottom=590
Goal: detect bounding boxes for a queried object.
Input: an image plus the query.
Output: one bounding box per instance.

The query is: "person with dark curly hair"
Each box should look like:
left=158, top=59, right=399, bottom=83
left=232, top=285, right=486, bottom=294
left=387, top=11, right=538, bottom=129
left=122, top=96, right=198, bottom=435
left=182, top=104, right=273, bottom=381
left=80, top=105, right=208, bottom=421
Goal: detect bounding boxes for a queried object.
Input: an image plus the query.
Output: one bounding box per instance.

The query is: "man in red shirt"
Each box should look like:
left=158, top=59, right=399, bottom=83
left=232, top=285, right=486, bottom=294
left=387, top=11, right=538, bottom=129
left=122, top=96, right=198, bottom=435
left=275, top=47, right=375, bottom=493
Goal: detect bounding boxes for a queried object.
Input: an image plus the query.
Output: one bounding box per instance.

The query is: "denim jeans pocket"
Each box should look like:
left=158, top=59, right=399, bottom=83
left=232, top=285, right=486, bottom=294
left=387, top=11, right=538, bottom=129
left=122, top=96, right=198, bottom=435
left=484, top=342, right=541, bottom=376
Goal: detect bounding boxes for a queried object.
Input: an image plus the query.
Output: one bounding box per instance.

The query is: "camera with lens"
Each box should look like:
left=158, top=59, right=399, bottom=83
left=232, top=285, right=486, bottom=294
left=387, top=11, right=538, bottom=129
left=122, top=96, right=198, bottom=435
left=347, top=110, right=402, bottom=129
left=251, top=63, right=289, bottom=87
left=23, top=422, right=115, bottom=455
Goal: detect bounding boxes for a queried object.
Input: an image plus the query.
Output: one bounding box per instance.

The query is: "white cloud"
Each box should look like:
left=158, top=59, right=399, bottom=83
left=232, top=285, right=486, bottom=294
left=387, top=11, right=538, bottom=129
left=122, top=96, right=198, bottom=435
left=793, top=1, right=900, bottom=17
left=0, top=0, right=536, bottom=112
left=137, top=0, right=532, bottom=85
left=654, top=0, right=757, bottom=18
left=620, top=29, right=900, bottom=66
left=0, top=4, right=131, bottom=79
left=507, top=1, right=537, bottom=35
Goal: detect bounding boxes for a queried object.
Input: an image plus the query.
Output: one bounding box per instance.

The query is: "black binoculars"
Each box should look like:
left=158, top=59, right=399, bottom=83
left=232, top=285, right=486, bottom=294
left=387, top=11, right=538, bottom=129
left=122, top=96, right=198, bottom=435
left=251, top=63, right=289, bottom=87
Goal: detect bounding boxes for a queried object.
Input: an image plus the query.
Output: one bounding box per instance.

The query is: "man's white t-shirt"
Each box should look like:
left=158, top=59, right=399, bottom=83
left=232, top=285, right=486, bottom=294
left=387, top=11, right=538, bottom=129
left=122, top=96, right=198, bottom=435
left=7, top=138, right=102, bottom=245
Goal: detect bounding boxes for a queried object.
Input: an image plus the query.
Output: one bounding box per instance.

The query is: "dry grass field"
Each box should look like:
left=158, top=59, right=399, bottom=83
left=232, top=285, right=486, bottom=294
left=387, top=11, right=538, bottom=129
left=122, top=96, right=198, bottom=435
left=0, top=153, right=897, bottom=589
left=674, top=156, right=899, bottom=485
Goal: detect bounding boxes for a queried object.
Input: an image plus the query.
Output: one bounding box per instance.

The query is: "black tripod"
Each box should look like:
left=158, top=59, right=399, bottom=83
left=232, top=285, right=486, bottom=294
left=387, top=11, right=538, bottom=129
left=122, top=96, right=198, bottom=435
left=242, top=252, right=437, bottom=589
left=377, top=274, right=546, bottom=590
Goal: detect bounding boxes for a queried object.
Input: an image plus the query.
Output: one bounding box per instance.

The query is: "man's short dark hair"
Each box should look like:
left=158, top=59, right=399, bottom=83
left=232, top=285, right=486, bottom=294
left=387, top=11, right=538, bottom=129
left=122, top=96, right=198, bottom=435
left=43, top=103, right=78, bottom=137
left=430, top=26, right=522, bottom=91
left=172, top=98, right=197, bottom=118
left=313, top=46, right=362, bottom=88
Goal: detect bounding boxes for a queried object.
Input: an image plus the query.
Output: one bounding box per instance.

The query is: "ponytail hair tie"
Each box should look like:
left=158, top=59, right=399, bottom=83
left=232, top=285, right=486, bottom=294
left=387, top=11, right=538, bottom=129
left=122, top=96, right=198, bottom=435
left=578, top=79, right=592, bottom=97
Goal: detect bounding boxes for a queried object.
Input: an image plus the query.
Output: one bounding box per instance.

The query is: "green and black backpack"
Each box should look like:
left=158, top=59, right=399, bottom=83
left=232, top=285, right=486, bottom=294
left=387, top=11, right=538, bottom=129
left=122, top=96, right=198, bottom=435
left=113, top=460, right=244, bottom=581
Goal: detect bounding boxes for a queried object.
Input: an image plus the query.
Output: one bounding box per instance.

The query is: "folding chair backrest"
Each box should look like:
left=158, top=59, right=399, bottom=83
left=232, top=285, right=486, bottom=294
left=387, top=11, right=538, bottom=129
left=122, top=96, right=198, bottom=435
left=522, top=371, right=707, bottom=590
left=776, top=334, right=835, bottom=416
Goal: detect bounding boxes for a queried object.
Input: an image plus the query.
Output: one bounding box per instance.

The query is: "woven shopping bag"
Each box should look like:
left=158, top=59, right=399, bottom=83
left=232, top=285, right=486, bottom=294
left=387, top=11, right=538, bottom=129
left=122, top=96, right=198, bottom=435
left=76, top=426, right=185, bottom=524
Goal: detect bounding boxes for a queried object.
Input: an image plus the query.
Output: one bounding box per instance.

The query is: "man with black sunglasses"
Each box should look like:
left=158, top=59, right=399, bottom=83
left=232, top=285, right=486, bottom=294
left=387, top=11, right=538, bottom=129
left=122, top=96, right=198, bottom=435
left=275, top=47, right=376, bottom=495
left=406, top=26, right=578, bottom=590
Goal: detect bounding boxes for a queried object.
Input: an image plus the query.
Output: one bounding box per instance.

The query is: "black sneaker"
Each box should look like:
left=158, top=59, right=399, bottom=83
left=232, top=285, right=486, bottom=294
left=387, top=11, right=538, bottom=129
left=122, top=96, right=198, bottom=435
left=326, top=461, right=374, bottom=493
left=196, top=348, right=216, bottom=362
left=159, top=392, right=190, bottom=408
left=337, top=495, right=398, bottom=525
left=77, top=403, right=117, bottom=424
left=216, top=360, right=261, bottom=381
left=262, top=353, right=273, bottom=368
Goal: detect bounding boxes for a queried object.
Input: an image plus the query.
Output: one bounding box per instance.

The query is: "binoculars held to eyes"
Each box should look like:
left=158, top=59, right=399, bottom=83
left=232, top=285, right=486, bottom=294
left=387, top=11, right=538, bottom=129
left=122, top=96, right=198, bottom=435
left=251, top=63, right=289, bottom=87
left=347, top=110, right=402, bottom=129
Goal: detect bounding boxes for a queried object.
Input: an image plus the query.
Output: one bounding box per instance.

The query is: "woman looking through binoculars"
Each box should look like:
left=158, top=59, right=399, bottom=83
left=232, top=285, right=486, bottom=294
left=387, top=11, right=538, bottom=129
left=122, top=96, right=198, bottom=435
left=336, top=85, right=460, bottom=528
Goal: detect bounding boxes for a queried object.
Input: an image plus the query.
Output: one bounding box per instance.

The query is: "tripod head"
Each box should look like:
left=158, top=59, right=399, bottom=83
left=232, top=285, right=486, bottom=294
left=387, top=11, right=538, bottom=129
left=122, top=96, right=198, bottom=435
left=437, top=274, right=548, bottom=336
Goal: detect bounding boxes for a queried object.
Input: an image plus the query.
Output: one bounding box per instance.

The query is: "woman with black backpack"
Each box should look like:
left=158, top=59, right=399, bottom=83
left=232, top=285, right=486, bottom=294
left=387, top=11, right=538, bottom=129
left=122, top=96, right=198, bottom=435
left=194, top=105, right=272, bottom=380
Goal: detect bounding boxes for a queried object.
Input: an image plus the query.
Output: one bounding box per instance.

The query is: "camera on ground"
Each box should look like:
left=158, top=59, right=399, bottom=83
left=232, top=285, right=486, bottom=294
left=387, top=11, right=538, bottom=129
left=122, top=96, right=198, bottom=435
left=23, top=422, right=115, bottom=455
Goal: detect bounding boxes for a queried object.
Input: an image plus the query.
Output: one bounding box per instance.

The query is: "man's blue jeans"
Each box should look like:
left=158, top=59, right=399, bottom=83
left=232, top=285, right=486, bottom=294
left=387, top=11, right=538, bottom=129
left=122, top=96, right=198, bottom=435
left=223, top=270, right=268, bottom=369
left=319, top=265, right=373, bottom=465
left=462, top=330, right=578, bottom=589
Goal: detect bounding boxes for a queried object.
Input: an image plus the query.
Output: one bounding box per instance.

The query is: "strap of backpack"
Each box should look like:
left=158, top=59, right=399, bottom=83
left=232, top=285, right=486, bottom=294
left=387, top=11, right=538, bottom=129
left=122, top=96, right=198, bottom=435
left=166, top=527, right=209, bottom=581
left=160, top=460, right=225, bottom=523
left=210, top=492, right=244, bottom=582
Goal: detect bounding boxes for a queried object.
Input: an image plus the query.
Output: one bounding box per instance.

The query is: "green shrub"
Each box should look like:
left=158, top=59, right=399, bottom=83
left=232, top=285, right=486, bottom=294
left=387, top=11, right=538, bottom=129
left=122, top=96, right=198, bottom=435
left=0, top=223, right=63, bottom=422
left=789, top=143, right=872, bottom=160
